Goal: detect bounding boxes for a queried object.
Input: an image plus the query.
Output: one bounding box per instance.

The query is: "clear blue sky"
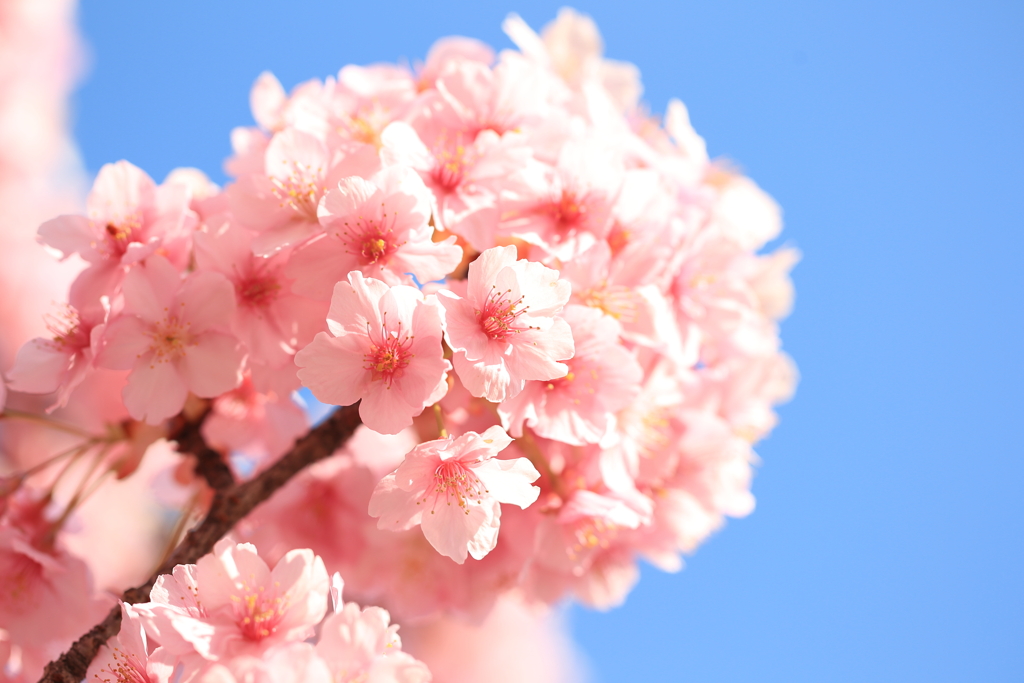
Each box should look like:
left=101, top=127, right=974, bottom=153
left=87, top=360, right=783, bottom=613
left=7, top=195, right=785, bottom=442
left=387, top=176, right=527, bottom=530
left=73, top=1, right=1024, bottom=680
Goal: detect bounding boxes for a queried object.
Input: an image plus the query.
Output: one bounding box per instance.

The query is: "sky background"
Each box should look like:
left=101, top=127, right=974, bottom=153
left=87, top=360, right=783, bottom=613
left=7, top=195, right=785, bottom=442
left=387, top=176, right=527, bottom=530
left=71, top=1, right=1023, bottom=681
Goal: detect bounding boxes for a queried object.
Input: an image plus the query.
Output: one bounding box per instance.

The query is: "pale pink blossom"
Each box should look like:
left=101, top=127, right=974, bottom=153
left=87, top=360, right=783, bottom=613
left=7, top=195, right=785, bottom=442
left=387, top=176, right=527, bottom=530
left=368, top=426, right=540, bottom=563
left=499, top=305, right=642, bottom=446
left=193, top=220, right=316, bottom=370
left=416, top=36, right=494, bottom=91
left=201, top=375, right=308, bottom=475
left=317, top=587, right=431, bottom=683
left=197, top=643, right=332, bottom=683
left=5, top=302, right=103, bottom=410
left=0, top=493, right=110, bottom=666
left=331, top=64, right=417, bottom=148
left=86, top=604, right=175, bottom=683
left=500, top=140, right=622, bottom=260
left=37, top=160, right=195, bottom=311
left=380, top=121, right=532, bottom=251
left=437, top=245, right=574, bottom=403
left=94, top=255, right=245, bottom=424
left=286, top=167, right=462, bottom=298
left=295, top=272, right=450, bottom=435
left=227, top=128, right=380, bottom=255
left=137, top=540, right=329, bottom=661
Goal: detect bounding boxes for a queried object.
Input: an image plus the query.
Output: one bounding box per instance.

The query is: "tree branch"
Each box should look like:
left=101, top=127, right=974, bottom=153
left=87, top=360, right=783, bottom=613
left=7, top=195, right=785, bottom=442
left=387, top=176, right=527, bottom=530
left=38, top=403, right=362, bottom=683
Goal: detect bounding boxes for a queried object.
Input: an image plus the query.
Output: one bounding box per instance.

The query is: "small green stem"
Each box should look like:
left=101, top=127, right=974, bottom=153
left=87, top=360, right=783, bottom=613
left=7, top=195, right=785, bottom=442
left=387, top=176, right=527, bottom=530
left=433, top=403, right=448, bottom=439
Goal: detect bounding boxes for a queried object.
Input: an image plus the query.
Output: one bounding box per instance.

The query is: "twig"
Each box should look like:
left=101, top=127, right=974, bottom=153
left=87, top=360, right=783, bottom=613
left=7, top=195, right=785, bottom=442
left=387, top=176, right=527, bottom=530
left=38, top=403, right=362, bottom=683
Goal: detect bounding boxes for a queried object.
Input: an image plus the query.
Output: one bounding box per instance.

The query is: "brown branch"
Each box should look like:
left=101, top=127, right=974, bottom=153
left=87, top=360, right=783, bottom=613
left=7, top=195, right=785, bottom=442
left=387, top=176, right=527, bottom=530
left=39, top=403, right=362, bottom=683
left=169, top=408, right=236, bottom=492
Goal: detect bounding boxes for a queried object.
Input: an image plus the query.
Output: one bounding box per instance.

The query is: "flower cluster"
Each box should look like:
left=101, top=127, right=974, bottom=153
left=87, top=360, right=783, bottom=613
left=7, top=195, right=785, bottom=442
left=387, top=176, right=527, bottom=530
left=89, top=541, right=430, bottom=683
left=0, top=7, right=796, bottom=681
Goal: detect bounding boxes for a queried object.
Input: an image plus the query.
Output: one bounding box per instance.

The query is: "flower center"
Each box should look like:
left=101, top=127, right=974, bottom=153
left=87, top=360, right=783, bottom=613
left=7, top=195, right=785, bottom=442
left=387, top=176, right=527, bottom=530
left=336, top=210, right=403, bottom=267
left=581, top=285, right=636, bottom=322
left=432, top=460, right=486, bottom=512
left=96, top=646, right=152, bottom=683
left=148, top=315, right=192, bottom=363
left=364, top=323, right=414, bottom=387
left=552, top=190, right=586, bottom=229
left=362, top=237, right=388, bottom=263
left=235, top=590, right=286, bottom=641
left=477, top=287, right=529, bottom=341
left=102, top=215, right=143, bottom=257
left=431, top=133, right=473, bottom=192
left=239, top=274, right=282, bottom=308
left=270, top=160, right=322, bottom=221
left=45, top=305, right=90, bottom=349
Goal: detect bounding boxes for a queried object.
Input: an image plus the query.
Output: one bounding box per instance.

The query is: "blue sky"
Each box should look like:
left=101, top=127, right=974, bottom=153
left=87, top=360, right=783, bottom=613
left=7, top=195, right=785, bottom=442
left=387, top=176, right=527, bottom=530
left=73, top=1, right=1023, bottom=680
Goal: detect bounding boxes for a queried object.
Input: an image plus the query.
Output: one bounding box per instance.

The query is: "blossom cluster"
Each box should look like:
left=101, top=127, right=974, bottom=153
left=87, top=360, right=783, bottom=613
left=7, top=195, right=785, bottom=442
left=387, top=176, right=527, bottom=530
left=0, top=8, right=796, bottom=681
left=91, top=540, right=430, bottom=683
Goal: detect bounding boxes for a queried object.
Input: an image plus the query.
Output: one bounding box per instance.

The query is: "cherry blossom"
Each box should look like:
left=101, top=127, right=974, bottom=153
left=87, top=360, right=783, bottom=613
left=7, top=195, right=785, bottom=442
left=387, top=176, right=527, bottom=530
left=286, top=166, right=462, bottom=298
left=37, top=160, right=195, bottom=311
left=86, top=604, right=175, bottom=683
left=295, top=271, right=450, bottom=435
left=499, top=304, right=643, bottom=446
left=135, top=540, right=329, bottom=663
left=437, top=245, right=575, bottom=402
left=1, top=9, right=799, bottom=680
left=368, top=426, right=540, bottom=563
left=94, top=255, right=245, bottom=424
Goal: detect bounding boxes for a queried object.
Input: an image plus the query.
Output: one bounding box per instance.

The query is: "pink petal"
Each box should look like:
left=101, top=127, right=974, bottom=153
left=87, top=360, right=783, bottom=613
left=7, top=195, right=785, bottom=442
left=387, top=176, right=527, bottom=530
left=122, top=255, right=182, bottom=323
left=180, top=331, right=245, bottom=398
left=359, top=380, right=418, bottom=435
left=368, top=474, right=423, bottom=531
left=466, top=244, right=518, bottom=303
left=88, top=160, right=156, bottom=221
left=122, top=356, right=189, bottom=424
left=121, top=237, right=163, bottom=265
left=6, top=339, right=71, bottom=394
left=251, top=71, right=286, bottom=131
left=265, top=128, right=328, bottom=182
left=295, top=333, right=371, bottom=407
left=420, top=494, right=492, bottom=564
left=474, top=458, right=541, bottom=509
left=285, top=235, right=358, bottom=301
left=95, top=316, right=152, bottom=371
left=177, top=271, right=237, bottom=334
left=316, top=176, right=378, bottom=227
left=37, top=215, right=98, bottom=262
left=69, top=261, right=126, bottom=315
left=325, top=272, right=388, bottom=337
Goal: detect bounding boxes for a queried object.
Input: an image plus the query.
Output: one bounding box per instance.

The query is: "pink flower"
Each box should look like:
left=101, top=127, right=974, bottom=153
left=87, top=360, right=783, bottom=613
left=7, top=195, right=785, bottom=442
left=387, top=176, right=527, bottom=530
left=368, top=426, right=540, bottom=563
left=86, top=604, right=176, bottom=683
left=295, top=272, right=450, bottom=435
left=286, top=167, right=462, bottom=299
left=499, top=304, right=642, bottom=446
left=499, top=140, right=621, bottom=260
left=201, top=375, right=308, bottom=475
left=37, top=160, right=195, bottom=311
left=316, top=581, right=431, bottom=683
left=5, top=303, right=103, bottom=410
left=380, top=122, right=532, bottom=251
left=437, top=245, right=574, bottom=403
left=193, top=220, right=315, bottom=370
left=94, top=255, right=245, bottom=424
left=136, top=540, right=330, bottom=661
left=227, top=128, right=380, bottom=255
left=0, top=493, right=110, bottom=666
left=198, top=643, right=332, bottom=683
